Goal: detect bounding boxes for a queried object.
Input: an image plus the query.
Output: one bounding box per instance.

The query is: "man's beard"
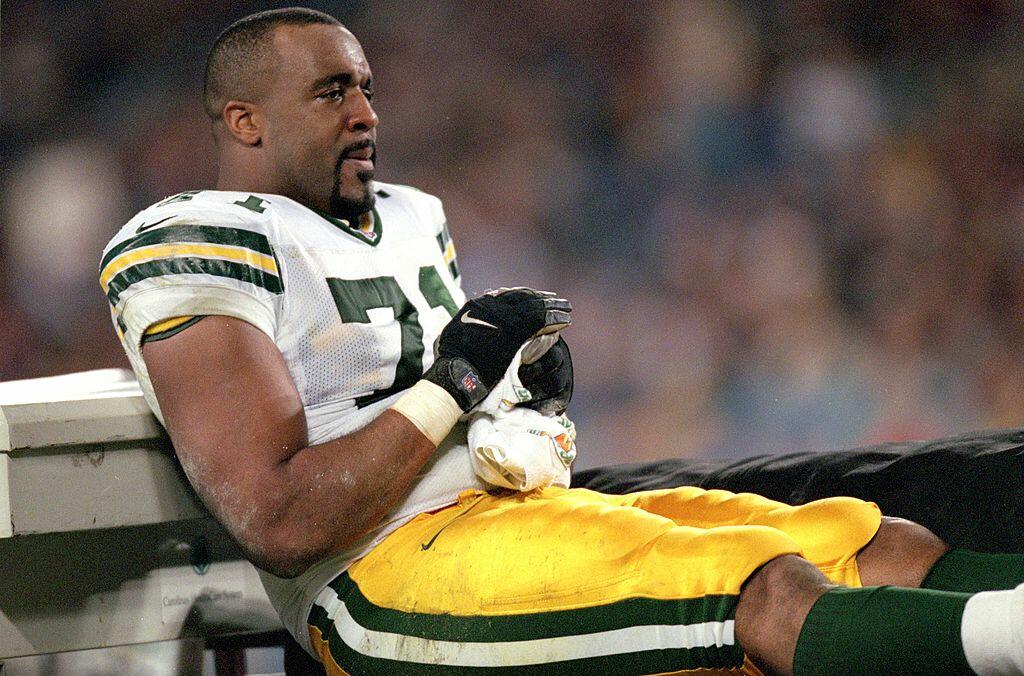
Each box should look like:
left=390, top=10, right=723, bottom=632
left=329, top=146, right=377, bottom=222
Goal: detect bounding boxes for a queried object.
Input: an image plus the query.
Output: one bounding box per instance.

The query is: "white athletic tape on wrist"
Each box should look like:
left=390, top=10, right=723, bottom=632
left=390, top=380, right=462, bottom=446
left=961, top=584, right=1024, bottom=674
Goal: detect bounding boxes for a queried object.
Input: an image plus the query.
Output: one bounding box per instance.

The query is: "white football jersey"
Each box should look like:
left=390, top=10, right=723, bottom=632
left=100, top=183, right=486, bottom=655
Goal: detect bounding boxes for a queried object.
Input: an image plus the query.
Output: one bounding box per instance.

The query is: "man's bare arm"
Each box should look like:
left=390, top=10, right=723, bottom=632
left=144, top=289, right=570, bottom=578
left=144, top=315, right=438, bottom=578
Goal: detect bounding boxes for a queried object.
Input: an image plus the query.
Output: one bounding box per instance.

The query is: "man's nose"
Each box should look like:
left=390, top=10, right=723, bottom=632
left=348, top=90, right=378, bottom=132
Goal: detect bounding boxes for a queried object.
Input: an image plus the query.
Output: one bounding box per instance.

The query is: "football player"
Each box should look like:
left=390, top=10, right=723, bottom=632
left=101, top=8, right=1024, bottom=675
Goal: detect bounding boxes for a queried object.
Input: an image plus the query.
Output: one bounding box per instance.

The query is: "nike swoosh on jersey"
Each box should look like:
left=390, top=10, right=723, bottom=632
left=461, top=312, right=498, bottom=329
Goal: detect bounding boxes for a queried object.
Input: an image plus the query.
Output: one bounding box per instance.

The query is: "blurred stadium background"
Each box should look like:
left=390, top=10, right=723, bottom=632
left=5, top=0, right=1024, bottom=473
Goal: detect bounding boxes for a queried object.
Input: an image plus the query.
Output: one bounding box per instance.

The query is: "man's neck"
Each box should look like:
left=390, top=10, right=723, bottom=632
left=216, top=164, right=277, bottom=196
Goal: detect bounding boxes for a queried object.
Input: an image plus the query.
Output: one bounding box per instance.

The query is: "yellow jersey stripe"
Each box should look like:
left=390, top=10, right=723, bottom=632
left=144, top=315, right=196, bottom=336
left=100, top=242, right=278, bottom=291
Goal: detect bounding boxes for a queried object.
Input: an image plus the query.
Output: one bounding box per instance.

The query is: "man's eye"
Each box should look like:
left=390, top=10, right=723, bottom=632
left=321, top=89, right=343, bottom=100
left=362, top=88, right=375, bottom=101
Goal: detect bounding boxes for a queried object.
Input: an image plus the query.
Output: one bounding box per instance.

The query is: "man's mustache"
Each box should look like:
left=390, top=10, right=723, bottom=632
left=334, top=141, right=376, bottom=183
left=340, top=140, right=376, bottom=162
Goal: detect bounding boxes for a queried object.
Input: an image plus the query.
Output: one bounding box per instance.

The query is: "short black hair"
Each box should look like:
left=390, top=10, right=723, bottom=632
left=203, top=7, right=343, bottom=120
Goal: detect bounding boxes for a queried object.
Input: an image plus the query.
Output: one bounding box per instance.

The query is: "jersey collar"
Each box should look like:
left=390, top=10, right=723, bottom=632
left=315, top=208, right=383, bottom=246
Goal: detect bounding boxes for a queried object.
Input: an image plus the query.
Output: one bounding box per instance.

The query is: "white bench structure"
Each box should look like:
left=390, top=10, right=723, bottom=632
left=0, top=369, right=281, bottom=662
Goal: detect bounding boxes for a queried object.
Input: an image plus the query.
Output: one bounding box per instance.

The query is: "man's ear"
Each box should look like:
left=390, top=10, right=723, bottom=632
left=222, top=101, right=263, bottom=146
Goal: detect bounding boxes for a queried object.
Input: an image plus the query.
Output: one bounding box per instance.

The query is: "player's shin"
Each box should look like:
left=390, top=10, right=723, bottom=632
left=792, top=585, right=1024, bottom=675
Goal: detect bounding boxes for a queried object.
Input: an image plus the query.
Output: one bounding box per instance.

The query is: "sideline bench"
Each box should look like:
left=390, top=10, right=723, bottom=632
left=0, top=369, right=282, bottom=666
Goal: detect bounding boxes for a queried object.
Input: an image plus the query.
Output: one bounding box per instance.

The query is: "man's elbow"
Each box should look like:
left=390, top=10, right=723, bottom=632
left=242, top=534, right=321, bottom=579
left=240, top=519, right=349, bottom=579
left=252, top=551, right=315, bottom=579
left=214, top=496, right=366, bottom=578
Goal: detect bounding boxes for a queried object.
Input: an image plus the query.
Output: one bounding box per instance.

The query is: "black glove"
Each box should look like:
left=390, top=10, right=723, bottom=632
left=423, top=287, right=572, bottom=411
left=518, top=336, right=573, bottom=415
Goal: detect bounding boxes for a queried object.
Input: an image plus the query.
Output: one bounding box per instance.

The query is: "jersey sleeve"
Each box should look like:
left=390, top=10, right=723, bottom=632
left=385, top=182, right=462, bottom=287
left=436, top=218, right=461, bottom=284
left=99, top=213, right=284, bottom=352
left=424, top=193, right=465, bottom=309
left=416, top=189, right=460, bottom=287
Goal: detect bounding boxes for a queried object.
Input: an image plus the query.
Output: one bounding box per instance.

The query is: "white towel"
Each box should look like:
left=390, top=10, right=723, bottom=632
left=467, top=337, right=577, bottom=491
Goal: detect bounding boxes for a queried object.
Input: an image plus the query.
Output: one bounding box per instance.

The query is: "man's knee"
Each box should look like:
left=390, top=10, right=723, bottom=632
left=735, top=554, right=833, bottom=676
left=857, top=516, right=949, bottom=588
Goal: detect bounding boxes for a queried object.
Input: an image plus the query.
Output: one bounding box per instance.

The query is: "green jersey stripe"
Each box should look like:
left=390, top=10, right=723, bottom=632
left=106, top=257, right=283, bottom=307
left=309, top=596, right=744, bottom=674
left=100, top=224, right=275, bottom=272
left=327, top=572, right=740, bottom=646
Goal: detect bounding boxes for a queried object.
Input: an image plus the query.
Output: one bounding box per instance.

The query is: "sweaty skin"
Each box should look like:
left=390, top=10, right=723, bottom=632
left=146, top=316, right=437, bottom=577
left=143, top=25, right=428, bottom=579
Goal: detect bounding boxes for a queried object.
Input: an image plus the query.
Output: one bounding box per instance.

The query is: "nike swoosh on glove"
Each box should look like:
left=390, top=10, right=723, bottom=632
left=424, top=287, right=571, bottom=411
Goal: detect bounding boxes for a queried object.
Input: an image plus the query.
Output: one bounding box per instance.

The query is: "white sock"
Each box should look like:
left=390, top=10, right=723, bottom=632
left=961, top=583, right=1024, bottom=675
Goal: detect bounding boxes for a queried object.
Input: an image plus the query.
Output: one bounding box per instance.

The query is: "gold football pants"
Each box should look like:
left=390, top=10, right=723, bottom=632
left=308, top=486, right=881, bottom=675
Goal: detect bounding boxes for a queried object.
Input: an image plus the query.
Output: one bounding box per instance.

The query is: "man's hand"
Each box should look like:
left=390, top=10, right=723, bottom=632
left=423, top=287, right=571, bottom=411
left=518, top=336, right=573, bottom=415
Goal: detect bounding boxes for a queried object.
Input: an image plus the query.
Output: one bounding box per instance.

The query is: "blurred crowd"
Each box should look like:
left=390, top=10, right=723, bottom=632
left=4, top=0, right=1024, bottom=467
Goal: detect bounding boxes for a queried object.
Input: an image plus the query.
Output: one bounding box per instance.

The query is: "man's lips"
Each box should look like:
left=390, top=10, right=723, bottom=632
left=341, top=145, right=374, bottom=171
left=337, top=141, right=375, bottom=177
left=343, top=157, right=374, bottom=171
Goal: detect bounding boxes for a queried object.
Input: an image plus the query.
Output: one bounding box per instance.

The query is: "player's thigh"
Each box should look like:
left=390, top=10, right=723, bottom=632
left=606, top=486, right=882, bottom=584
left=308, top=488, right=803, bottom=674
left=356, top=488, right=802, bottom=607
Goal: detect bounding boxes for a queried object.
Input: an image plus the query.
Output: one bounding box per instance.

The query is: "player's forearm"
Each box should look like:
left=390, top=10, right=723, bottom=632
left=181, top=408, right=438, bottom=578
left=264, top=409, right=439, bottom=574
